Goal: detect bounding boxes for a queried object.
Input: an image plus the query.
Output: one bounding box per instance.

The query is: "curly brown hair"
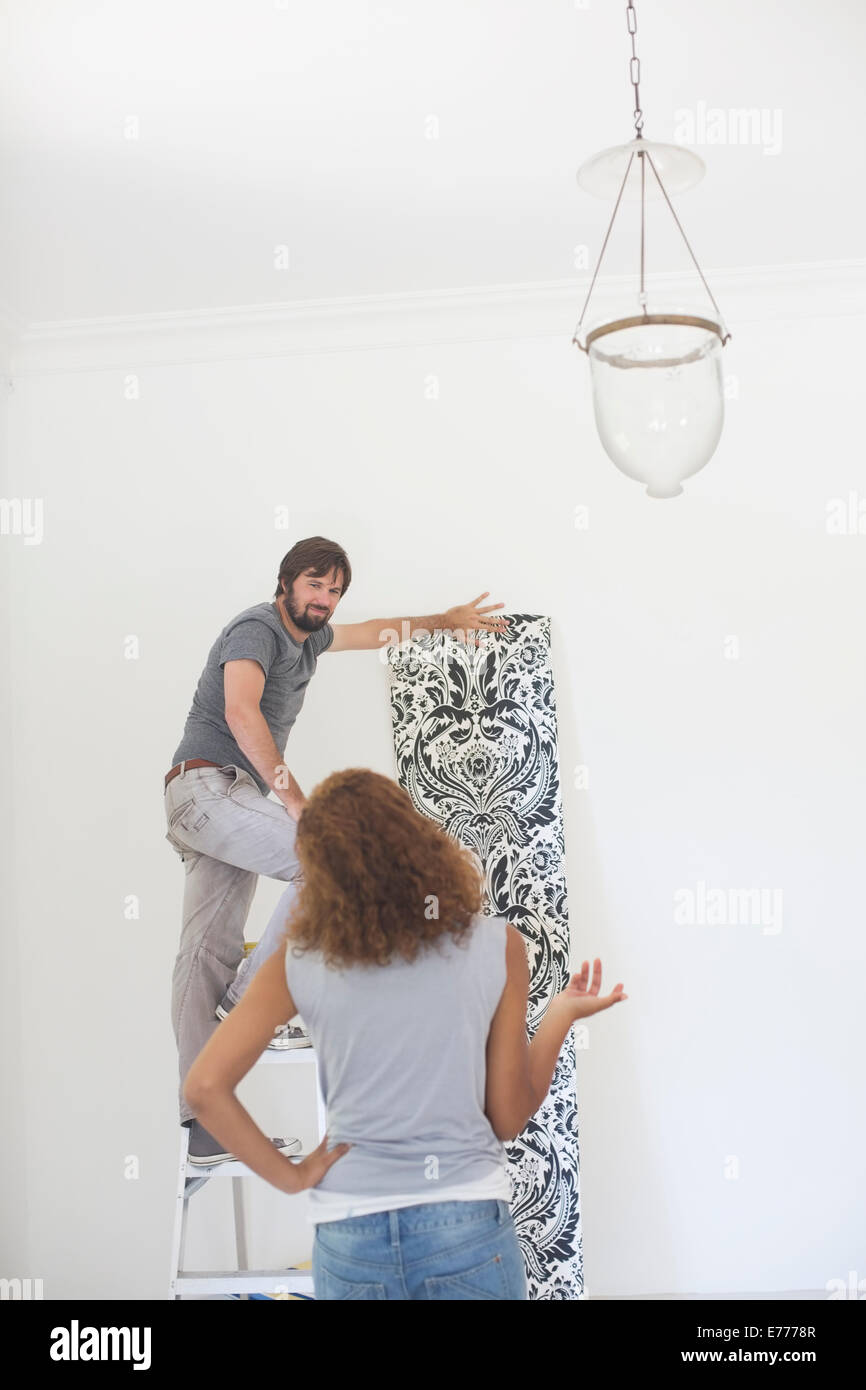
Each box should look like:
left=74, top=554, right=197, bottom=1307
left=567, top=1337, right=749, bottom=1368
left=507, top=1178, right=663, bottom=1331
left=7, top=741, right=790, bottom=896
left=283, top=768, right=484, bottom=968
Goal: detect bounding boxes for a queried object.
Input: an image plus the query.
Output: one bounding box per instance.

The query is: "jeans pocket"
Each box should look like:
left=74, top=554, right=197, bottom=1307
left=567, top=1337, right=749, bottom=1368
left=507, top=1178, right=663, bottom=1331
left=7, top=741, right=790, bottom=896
left=315, top=1265, right=387, bottom=1301
left=423, top=1250, right=510, bottom=1301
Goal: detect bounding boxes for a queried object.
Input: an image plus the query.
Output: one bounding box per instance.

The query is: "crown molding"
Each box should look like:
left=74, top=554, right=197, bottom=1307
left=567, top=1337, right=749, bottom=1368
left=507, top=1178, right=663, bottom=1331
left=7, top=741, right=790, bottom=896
left=10, top=259, right=866, bottom=377
left=0, top=303, right=25, bottom=378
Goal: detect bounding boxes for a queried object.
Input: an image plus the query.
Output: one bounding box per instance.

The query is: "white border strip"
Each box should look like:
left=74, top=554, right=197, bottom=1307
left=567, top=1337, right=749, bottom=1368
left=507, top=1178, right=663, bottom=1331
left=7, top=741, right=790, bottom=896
left=9, top=260, right=866, bottom=376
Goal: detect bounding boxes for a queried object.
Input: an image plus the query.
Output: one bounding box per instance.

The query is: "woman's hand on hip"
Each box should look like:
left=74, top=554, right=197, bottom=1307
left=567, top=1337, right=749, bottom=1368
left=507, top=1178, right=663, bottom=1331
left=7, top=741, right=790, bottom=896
left=287, top=1134, right=352, bottom=1192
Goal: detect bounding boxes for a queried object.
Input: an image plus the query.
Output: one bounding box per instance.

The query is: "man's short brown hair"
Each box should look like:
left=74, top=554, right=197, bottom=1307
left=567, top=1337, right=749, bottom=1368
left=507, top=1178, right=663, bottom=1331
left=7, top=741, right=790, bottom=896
left=274, top=536, right=352, bottom=601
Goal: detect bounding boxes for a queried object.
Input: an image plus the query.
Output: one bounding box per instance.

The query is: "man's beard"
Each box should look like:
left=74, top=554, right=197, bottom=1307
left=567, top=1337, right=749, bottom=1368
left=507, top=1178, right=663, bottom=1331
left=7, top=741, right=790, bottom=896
left=285, top=594, right=329, bottom=632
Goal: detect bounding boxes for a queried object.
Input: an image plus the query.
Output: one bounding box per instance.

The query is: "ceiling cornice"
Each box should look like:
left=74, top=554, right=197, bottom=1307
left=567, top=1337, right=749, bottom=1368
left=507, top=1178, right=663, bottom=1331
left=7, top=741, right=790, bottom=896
left=10, top=260, right=866, bottom=377
left=0, top=304, right=26, bottom=379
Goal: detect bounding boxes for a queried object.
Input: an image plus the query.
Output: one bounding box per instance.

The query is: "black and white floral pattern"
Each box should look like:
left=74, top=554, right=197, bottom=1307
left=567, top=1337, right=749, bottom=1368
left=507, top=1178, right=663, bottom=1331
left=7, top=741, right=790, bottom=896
left=387, top=615, right=583, bottom=1300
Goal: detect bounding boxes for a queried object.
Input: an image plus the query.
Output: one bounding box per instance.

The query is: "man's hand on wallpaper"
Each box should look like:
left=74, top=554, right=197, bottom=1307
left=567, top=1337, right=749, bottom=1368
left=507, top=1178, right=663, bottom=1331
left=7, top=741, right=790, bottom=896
left=442, top=593, right=510, bottom=647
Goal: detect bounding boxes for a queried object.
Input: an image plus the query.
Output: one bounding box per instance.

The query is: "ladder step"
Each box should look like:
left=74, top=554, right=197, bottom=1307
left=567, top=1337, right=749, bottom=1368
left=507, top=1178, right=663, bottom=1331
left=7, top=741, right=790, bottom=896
left=255, top=1048, right=318, bottom=1065
left=170, top=1054, right=327, bottom=1296
left=185, top=1153, right=308, bottom=1179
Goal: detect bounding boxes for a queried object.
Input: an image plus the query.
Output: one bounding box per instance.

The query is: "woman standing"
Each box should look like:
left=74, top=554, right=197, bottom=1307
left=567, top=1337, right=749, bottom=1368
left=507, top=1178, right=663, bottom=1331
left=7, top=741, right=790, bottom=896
left=183, top=768, right=627, bottom=1300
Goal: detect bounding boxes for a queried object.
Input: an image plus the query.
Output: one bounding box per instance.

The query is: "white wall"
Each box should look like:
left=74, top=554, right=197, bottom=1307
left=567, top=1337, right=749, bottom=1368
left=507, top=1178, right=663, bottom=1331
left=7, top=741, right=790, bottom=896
left=0, top=359, right=28, bottom=1286
left=3, top=274, right=865, bottom=1297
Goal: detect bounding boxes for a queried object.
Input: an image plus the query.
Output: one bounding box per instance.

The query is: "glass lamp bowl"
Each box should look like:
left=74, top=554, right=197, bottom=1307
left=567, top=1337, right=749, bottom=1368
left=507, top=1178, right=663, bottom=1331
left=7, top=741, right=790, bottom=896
left=586, top=312, right=725, bottom=498
left=577, top=139, right=706, bottom=200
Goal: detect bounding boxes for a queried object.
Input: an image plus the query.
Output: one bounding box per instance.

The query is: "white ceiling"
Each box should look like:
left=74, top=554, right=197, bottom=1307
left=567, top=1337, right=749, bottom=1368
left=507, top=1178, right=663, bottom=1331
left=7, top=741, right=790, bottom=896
left=1, top=0, right=863, bottom=328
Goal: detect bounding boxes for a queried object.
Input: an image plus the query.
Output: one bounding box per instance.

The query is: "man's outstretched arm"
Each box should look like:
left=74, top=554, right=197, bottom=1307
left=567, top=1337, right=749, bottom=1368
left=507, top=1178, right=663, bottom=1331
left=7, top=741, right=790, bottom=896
left=326, top=592, right=509, bottom=653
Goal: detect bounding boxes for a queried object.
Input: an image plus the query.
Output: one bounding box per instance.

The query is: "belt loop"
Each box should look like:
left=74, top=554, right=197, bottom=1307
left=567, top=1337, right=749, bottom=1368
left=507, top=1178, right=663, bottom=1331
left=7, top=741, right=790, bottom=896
left=179, top=760, right=186, bottom=778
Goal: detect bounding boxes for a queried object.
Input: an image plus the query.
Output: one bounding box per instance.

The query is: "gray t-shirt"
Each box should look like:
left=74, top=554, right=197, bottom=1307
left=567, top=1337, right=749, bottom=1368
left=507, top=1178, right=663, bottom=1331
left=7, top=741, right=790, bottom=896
left=171, top=601, right=334, bottom=795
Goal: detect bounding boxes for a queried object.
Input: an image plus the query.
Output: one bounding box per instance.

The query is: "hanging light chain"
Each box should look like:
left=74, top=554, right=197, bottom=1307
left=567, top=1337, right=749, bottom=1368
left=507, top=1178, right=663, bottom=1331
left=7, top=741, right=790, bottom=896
left=626, top=2, right=644, bottom=137
left=573, top=0, right=731, bottom=349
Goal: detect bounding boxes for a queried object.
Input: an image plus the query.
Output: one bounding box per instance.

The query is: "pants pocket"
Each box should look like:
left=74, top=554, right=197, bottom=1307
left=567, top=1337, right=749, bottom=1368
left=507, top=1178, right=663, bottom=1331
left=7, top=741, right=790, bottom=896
left=423, top=1250, right=511, bottom=1301
left=195, top=764, right=248, bottom=801
left=167, top=796, right=194, bottom=829
left=165, top=796, right=191, bottom=853
left=314, top=1265, right=387, bottom=1301
left=218, top=764, right=248, bottom=796
left=165, top=796, right=211, bottom=867
left=170, top=799, right=210, bottom=834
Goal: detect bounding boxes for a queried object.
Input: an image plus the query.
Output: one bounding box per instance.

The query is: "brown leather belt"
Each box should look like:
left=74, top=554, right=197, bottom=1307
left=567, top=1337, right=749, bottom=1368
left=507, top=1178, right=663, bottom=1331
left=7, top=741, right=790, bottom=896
left=164, top=758, right=222, bottom=790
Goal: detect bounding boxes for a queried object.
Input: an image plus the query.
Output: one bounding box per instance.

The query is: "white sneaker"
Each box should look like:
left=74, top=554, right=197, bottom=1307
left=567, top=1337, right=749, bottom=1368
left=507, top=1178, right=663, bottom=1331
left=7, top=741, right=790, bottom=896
left=267, top=1020, right=313, bottom=1051
left=216, top=959, right=312, bottom=1051
left=187, top=1124, right=303, bottom=1167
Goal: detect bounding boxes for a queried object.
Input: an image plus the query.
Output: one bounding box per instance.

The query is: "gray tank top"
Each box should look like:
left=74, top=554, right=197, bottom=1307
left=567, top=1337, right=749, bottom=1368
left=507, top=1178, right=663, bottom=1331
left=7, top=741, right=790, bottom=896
left=284, top=913, right=509, bottom=1196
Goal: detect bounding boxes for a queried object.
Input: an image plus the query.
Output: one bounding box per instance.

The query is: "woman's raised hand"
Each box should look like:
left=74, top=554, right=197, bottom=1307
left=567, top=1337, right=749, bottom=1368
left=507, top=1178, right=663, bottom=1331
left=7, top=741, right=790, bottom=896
left=557, top=958, right=627, bottom=1022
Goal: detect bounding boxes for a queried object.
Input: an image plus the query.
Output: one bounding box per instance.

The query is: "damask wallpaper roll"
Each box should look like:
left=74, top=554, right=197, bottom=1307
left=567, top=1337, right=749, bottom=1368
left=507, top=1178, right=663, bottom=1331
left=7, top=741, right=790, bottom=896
left=387, top=614, right=583, bottom=1300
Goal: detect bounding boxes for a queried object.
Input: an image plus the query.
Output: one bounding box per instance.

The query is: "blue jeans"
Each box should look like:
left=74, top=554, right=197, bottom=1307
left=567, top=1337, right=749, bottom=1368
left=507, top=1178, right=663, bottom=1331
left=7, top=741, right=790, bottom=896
left=312, top=1199, right=527, bottom=1300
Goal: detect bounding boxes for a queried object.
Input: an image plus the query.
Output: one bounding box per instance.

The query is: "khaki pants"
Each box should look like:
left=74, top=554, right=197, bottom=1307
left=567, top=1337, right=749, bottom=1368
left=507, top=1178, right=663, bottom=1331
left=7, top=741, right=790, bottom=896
left=164, top=760, right=301, bottom=1123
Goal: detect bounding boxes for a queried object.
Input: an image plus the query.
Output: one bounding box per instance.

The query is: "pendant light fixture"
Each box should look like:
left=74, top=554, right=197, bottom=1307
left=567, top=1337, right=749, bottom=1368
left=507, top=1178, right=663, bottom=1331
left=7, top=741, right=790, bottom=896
left=573, top=2, right=731, bottom=498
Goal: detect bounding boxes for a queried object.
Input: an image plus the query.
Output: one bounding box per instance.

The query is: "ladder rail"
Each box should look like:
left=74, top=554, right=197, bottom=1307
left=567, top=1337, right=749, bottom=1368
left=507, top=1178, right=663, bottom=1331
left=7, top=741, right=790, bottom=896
left=169, top=1048, right=325, bottom=1299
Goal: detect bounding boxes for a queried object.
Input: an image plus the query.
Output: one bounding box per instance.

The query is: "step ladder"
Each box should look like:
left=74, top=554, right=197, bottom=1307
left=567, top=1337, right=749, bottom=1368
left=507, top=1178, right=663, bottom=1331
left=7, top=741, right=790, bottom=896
left=168, top=1048, right=327, bottom=1299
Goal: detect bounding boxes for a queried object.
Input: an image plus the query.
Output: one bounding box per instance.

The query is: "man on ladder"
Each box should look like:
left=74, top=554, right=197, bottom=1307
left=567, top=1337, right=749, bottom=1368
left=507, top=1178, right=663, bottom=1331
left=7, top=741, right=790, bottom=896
left=164, top=533, right=506, bottom=1167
